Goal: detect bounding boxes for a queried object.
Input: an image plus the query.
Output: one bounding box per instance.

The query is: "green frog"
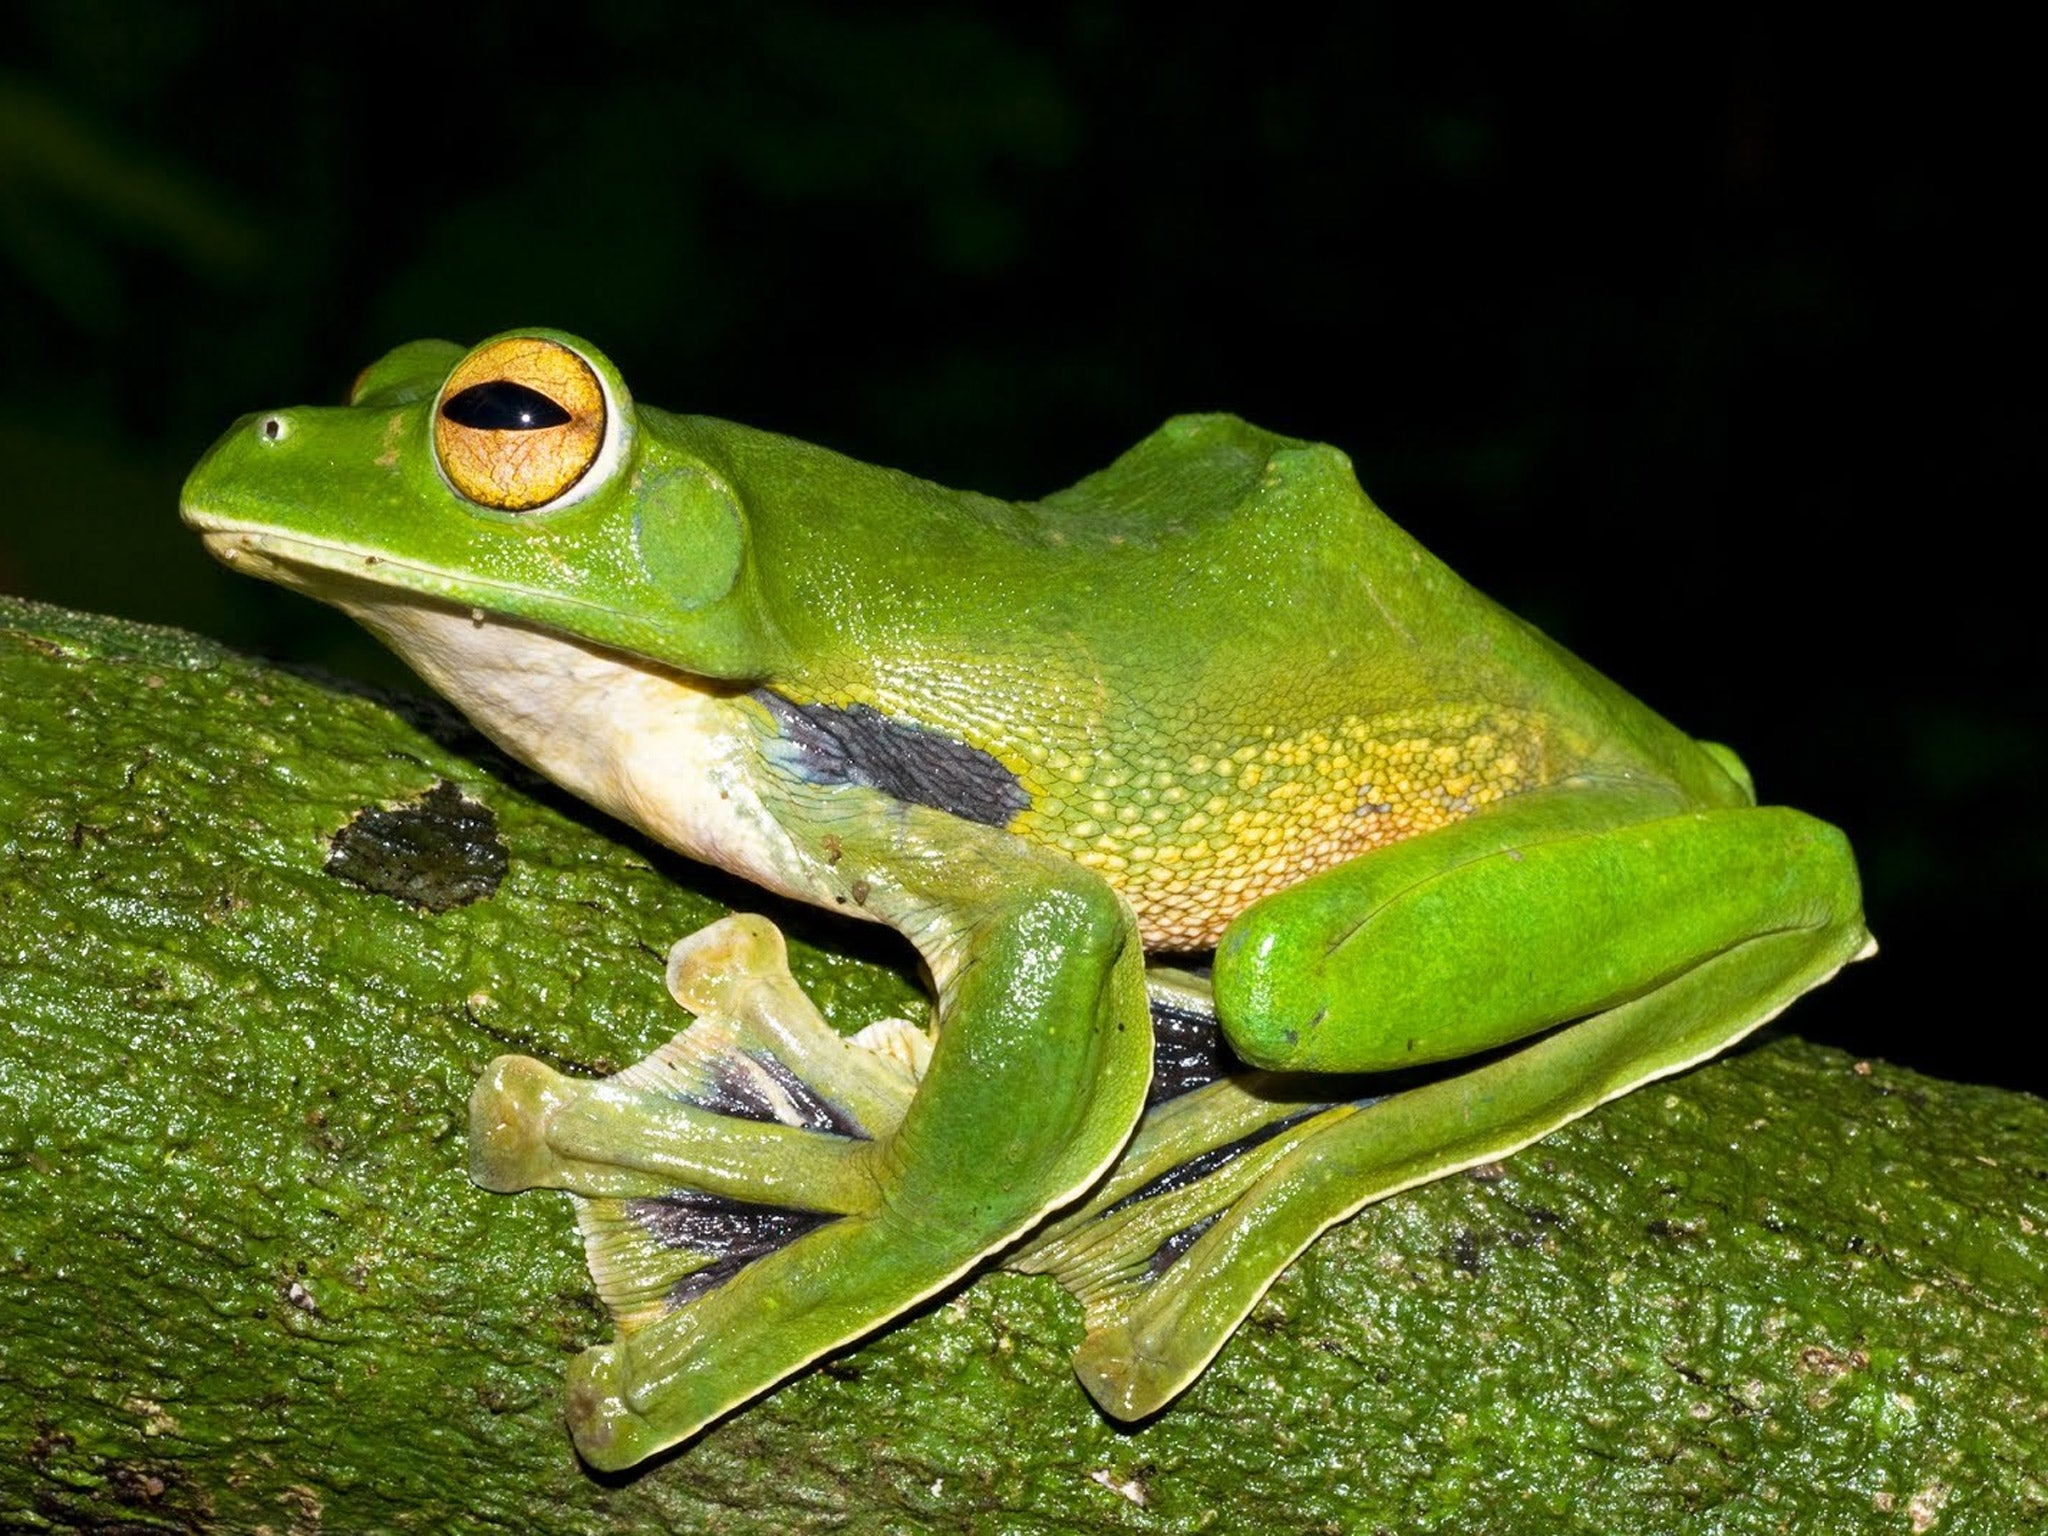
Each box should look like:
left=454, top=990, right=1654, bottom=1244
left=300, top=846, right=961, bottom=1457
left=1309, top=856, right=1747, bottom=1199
left=182, top=330, right=1869, bottom=1468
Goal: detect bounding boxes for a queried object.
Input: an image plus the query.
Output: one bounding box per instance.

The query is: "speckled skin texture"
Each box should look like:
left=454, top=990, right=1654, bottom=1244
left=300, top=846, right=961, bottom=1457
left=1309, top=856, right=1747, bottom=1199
left=705, top=412, right=1736, bottom=949
left=1008, top=701, right=1551, bottom=947
left=4, top=600, right=2043, bottom=1534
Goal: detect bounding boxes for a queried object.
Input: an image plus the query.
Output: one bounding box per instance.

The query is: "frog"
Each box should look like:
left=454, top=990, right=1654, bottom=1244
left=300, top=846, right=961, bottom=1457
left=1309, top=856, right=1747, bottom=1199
left=181, top=329, right=1870, bottom=1470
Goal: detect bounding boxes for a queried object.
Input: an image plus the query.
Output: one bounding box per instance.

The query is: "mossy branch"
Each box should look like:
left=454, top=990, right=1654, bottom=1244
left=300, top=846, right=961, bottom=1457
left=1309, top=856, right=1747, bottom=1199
left=2, top=598, right=2042, bottom=1534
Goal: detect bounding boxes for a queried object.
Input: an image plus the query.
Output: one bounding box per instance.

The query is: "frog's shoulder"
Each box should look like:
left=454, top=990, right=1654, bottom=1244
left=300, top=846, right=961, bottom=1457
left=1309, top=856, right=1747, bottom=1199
left=1031, top=413, right=1380, bottom=554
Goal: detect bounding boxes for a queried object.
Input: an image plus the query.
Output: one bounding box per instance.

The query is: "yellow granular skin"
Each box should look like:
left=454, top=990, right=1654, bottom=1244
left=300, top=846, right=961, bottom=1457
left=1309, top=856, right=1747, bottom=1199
left=1007, top=706, right=1548, bottom=950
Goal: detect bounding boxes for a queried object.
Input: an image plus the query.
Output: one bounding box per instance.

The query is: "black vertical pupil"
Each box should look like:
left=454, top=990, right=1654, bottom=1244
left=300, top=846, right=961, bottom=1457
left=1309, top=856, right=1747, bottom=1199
left=441, top=380, right=574, bottom=430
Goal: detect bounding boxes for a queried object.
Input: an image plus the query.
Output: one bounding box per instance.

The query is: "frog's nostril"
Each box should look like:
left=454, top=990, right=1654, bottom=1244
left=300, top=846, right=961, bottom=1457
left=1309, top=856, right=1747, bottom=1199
left=260, top=415, right=289, bottom=444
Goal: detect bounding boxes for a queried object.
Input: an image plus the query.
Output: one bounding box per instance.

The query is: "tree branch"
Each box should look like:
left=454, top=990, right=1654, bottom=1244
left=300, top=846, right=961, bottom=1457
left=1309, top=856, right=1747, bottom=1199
left=3, top=598, right=2042, bottom=1533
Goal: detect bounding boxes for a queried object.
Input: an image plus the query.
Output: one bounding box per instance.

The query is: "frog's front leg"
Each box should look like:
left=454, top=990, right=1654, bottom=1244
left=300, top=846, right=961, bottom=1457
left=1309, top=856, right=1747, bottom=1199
left=1020, top=780, right=1870, bottom=1419
left=481, top=793, right=1152, bottom=1470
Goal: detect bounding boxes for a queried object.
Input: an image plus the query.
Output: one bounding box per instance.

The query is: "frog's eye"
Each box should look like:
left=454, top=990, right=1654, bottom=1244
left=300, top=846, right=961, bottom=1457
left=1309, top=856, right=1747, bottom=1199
left=434, top=336, right=611, bottom=511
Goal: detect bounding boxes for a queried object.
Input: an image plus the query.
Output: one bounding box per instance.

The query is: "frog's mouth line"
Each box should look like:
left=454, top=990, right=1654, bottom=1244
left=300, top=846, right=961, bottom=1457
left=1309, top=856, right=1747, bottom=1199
left=183, top=514, right=626, bottom=628
left=184, top=513, right=764, bottom=720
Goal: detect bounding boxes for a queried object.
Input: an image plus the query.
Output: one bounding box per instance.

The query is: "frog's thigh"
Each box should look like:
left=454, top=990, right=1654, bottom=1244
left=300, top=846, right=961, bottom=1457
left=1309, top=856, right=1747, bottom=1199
left=1041, top=790, right=1870, bottom=1420
left=1214, top=785, right=1866, bottom=1073
left=563, top=800, right=1153, bottom=1470
left=1047, top=899, right=1871, bottom=1420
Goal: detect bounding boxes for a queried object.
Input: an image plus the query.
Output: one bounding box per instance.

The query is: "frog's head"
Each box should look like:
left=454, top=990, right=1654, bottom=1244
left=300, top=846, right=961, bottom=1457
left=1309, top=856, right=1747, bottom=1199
left=181, top=330, right=776, bottom=680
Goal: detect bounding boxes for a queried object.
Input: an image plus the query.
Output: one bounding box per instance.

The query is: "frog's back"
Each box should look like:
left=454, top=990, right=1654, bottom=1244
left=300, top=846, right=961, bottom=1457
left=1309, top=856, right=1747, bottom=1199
left=706, top=413, right=1739, bottom=949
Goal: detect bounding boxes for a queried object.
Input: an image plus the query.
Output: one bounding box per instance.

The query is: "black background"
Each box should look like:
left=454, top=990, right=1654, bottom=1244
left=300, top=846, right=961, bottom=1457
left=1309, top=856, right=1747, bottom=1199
left=2, top=4, right=2036, bottom=1091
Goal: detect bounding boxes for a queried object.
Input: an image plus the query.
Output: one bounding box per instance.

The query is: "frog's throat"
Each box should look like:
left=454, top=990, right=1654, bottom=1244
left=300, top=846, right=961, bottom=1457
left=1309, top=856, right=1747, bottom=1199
left=262, top=566, right=819, bottom=916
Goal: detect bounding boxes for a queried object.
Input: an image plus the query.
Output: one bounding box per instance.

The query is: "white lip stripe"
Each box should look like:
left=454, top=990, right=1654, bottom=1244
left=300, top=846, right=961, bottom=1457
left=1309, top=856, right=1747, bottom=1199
left=189, top=522, right=630, bottom=622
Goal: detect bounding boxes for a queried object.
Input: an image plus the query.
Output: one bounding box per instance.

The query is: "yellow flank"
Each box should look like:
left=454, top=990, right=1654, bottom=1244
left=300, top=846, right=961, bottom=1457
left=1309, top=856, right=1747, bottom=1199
left=1009, top=706, right=1549, bottom=950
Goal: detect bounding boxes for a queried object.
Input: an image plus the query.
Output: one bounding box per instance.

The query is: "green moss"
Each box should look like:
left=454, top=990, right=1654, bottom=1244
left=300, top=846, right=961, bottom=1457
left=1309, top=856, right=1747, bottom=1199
left=3, top=596, right=2044, bottom=1534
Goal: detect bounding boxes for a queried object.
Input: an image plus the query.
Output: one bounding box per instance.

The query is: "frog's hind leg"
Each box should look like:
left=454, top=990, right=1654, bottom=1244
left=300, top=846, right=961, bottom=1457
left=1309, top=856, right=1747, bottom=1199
left=1020, top=789, right=1871, bottom=1420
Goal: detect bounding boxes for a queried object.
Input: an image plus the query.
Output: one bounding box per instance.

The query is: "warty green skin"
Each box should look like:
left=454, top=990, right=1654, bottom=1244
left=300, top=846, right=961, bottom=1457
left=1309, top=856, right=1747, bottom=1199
left=179, top=330, right=1871, bottom=1467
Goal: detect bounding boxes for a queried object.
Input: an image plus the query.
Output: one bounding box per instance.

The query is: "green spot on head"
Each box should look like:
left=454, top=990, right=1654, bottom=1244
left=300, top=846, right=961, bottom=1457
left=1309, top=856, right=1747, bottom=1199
left=632, top=467, right=746, bottom=611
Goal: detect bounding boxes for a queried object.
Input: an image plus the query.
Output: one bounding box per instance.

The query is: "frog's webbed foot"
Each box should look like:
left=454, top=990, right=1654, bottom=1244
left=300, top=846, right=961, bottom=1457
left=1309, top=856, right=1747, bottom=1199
left=1010, top=973, right=1365, bottom=1420
left=474, top=938, right=1377, bottom=1447
left=473, top=875, right=1151, bottom=1472
left=471, top=915, right=920, bottom=1337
